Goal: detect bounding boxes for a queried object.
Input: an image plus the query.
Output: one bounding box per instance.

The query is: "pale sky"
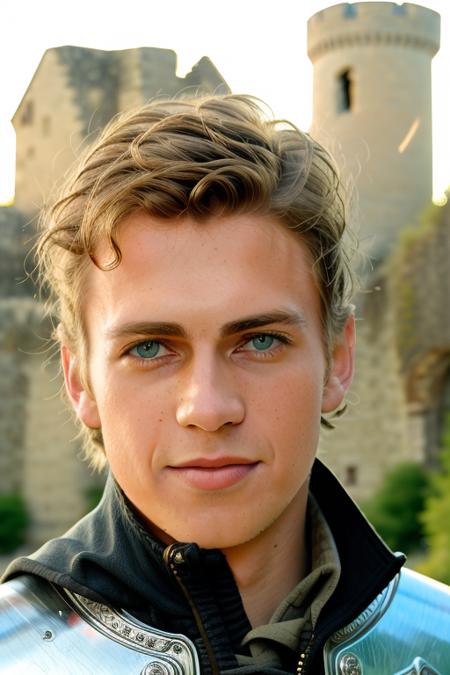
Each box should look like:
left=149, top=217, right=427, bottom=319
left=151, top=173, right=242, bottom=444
left=1, top=0, right=449, bottom=203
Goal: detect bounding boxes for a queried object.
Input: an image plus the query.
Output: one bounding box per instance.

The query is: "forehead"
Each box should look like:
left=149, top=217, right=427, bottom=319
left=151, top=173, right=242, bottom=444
left=86, top=212, right=321, bottom=333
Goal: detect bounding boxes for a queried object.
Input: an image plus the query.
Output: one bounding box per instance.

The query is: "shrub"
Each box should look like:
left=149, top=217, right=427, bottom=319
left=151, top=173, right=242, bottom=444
left=362, top=461, right=429, bottom=554
left=0, top=493, right=28, bottom=554
left=417, top=414, right=450, bottom=584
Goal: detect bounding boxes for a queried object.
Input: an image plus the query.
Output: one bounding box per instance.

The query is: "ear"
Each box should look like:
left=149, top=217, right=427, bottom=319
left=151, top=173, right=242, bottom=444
left=61, top=344, right=101, bottom=429
left=321, top=314, right=355, bottom=414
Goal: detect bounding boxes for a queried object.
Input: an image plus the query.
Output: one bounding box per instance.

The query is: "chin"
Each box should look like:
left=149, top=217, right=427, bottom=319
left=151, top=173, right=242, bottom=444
left=162, top=515, right=268, bottom=551
left=177, top=531, right=254, bottom=550
left=198, top=532, right=249, bottom=550
left=140, top=512, right=249, bottom=549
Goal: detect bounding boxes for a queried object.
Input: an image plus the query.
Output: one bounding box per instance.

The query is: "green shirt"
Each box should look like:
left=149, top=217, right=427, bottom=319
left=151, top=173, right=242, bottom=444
left=236, top=495, right=341, bottom=669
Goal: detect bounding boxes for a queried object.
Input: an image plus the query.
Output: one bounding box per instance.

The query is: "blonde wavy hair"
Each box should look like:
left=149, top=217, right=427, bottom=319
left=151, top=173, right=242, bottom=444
left=37, top=94, right=354, bottom=468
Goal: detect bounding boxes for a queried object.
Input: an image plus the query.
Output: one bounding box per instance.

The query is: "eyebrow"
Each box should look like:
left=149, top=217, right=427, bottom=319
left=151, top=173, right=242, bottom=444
left=220, top=310, right=307, bottom=337
left=105, top=310, right=307, bottom=341
left=105, top=322, right=188, bottom=341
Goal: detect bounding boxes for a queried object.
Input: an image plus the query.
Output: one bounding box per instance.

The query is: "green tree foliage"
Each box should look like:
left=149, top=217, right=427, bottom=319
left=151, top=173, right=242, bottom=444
left=0, top=493, right=28, bottom=554
left=362, top=462, right=429, bottom=554
left=418, top=414, right=450, bottom=584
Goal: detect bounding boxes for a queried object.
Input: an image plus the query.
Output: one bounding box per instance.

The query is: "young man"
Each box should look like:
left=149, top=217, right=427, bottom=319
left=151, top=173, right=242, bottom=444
left=1, top=95, right=449, bottom=674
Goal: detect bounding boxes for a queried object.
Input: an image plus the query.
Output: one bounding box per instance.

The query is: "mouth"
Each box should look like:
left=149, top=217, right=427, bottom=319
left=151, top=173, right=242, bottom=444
left=167, top=458, right=260, bottom=490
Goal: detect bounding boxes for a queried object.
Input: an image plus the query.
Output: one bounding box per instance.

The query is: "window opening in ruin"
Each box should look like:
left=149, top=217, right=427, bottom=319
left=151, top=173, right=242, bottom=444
left=345, top=465, right=358, bottom=486
left=21, top=100, right=34, bottom=125
left=337, top=69, right=353, bottom=113
left=393, top=4, right=407, bottom=15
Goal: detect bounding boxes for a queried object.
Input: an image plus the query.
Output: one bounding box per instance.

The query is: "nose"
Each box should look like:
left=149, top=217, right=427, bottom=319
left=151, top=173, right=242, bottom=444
left=176, top=354, right=245, bottom=431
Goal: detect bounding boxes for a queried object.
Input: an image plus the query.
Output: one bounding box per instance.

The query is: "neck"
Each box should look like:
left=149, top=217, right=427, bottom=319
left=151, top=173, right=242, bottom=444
left=222, top=485, right=309, bottom=628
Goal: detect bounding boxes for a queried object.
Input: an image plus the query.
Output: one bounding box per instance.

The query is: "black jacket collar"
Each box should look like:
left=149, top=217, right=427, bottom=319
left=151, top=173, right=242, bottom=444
left=308, top=460, right=405, bottom=666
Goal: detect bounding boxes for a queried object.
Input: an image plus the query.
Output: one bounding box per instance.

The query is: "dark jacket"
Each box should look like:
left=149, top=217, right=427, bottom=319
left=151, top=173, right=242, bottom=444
left=3, top=459, right=405, bottom=674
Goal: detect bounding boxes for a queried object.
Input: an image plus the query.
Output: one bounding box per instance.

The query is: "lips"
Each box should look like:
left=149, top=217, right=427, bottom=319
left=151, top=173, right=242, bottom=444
left=167, top=457, right=260, bottom=490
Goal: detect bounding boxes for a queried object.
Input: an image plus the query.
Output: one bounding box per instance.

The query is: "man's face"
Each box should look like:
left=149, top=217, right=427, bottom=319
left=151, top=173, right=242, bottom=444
left=64, top=212, right=354, bottom=549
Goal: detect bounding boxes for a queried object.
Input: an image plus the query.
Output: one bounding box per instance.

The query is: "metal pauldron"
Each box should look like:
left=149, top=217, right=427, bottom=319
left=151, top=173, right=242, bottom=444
left=323, top=567, right=450, bottom=675
left=1, top=568, right=449, bottom=674
left=0, top=574, right=200, bottom=674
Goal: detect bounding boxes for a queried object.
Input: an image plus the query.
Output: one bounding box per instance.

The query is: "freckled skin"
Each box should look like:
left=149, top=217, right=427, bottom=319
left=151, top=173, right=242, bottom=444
left=64, top=212, right=353, bottom=550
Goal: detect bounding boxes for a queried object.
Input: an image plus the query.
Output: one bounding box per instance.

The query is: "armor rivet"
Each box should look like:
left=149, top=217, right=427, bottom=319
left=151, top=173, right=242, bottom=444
left=339, top=652, right=362, bottom=675
left=173, top=644, right=182, bottom=653
left=42, top=629, right=54, bottom=641
left=173, top=551, right=184, bottom=564
left=141, top=664, right=168, bottom=675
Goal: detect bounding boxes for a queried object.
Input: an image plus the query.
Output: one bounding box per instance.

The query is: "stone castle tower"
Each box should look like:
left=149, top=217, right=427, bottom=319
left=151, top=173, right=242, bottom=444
left=307, top=3, right=445, bottom=501
left=308, top=2, right=440, bottom=261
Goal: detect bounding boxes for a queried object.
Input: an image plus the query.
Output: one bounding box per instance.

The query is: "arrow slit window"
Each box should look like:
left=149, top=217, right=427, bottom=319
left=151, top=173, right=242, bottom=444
left=337, top=68, right=353, bottom=113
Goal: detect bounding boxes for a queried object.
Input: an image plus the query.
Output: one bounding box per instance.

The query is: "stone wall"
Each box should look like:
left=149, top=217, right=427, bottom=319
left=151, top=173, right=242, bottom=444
left=390, top=201, right=450, bottom=466
left=0, top=292, right=94, bottom=544
left=318, top=281, right=423, bottom=502
left=0, top=208, right=35, bottom=493
left=22, top=349, right=94, bottom=546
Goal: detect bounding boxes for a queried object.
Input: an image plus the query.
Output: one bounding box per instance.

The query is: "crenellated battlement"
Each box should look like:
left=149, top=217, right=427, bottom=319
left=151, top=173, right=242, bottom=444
left=308, top=2, right=440, bottom=61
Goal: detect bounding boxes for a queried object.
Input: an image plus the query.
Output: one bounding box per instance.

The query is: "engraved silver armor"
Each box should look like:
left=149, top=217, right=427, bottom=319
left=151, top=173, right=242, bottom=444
left=1, top=567, right=449, bottom=673
left=0, top=574, right=200, bottom=674
left=323, top=567, right=450, bottom=675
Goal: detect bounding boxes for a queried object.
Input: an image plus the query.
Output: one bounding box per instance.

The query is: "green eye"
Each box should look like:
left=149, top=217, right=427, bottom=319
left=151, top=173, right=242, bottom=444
left=131, top=341, right=161, bottom=359
left=250, top=335, right=275, bottom=351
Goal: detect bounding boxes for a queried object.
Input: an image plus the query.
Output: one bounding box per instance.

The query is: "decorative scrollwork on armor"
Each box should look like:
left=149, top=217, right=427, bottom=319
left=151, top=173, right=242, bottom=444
left=331, top=574, right=399, bottom=644
left=60, top=587, right=201, bottom=674
left=332, top=594, right=383, bottom=643
left=79, top=596, right=180, bottom=653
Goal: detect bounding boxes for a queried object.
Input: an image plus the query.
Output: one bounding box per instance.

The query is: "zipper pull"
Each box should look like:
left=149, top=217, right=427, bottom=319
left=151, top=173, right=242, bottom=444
left=163, top=543, right=186, bottom=574
left=173, top=549, right=185, bottom=565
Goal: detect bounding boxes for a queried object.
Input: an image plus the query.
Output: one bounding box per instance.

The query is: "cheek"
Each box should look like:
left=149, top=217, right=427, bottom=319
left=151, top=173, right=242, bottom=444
left=89, top=354, right=181, bottom=463
left=90, top=367, right=157, bottom=455
left=257, top=365, right=324, bottom=454
left=273, top=360, right=325, bottom=417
